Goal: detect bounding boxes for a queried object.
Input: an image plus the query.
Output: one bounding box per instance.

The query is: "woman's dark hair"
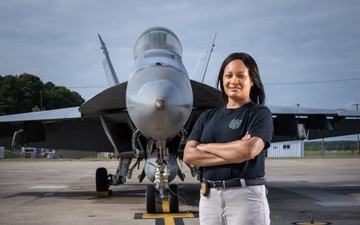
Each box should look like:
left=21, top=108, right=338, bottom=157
left=216, top=52, right=266, bottom=105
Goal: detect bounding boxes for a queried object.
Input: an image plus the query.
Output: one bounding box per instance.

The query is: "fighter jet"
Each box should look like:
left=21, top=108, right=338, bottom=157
left=1, top=26, right=360, bottom=213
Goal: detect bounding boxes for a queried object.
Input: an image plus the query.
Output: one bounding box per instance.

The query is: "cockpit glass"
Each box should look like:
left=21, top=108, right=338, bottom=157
left=133, top=27, right=182, bottom=58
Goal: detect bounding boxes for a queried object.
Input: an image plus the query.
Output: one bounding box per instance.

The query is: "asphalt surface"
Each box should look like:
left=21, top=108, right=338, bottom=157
left=0, top=158, right=359, bottom=225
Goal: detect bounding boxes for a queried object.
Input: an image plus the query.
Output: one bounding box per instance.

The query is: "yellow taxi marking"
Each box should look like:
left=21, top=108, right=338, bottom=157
left=142, top=213, right=195, bottom=224
left=162, top=199, right=170, bottom=212
left=136, top=199, right=196, bottom=225
left=292, top=222, right=332, bottom=225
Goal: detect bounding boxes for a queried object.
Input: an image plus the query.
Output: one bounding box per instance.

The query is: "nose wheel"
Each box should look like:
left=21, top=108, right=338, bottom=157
left=145, top=184, right=179, bottom=213
left=146, top=185, right=156, bottom=213
left=169, top=184, right=179, bottom=213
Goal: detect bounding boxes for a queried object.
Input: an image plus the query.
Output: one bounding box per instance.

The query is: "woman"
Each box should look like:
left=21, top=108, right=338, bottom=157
left=183, top=52, right=273, bottom=225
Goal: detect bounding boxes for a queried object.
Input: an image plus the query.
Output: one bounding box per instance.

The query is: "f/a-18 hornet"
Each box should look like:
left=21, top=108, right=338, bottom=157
left=1, top=26, right=360, bottom=213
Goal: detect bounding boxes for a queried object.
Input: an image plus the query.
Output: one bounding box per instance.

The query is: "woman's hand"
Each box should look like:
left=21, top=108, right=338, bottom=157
left=241, top=131, right=251, bottom=141
left=197, top=131, right=251, bottom=152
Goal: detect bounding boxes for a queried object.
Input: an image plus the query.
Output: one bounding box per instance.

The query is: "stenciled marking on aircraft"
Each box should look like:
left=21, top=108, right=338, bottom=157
left=134, top=199, right=198, bottom=225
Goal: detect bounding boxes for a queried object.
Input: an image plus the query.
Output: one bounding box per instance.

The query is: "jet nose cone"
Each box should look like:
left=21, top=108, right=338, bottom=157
left=155, top=98, right=165, bottom=109
left=126, top=67, right=193, bottom=139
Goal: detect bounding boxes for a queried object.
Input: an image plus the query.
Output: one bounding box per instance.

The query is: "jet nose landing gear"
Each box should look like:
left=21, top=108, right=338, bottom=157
left=145, top=184, right=179, bottom=214
left=168, top=184, right=179, bottom=213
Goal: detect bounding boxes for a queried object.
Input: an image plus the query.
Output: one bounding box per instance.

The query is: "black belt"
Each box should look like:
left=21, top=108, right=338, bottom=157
left=206, top=178, right=267, bottom=189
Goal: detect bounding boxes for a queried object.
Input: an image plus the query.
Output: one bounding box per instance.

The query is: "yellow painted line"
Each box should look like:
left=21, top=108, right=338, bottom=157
left=137, top=199, right=196, bottom=224
left=292, top=222, right=331, bottom=225
left=162, top=199, right=170, bottom=213
left=142, top=213, right=195, bottom=225
left=142, top=213, right=195, bottom=219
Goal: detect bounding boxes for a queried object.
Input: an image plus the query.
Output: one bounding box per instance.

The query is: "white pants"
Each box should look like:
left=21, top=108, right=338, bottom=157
left=199, top=184, right=270, bottom=225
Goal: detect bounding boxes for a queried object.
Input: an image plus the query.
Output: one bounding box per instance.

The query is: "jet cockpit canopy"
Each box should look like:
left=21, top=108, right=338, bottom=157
left=133, top=27, right=183, bottom=58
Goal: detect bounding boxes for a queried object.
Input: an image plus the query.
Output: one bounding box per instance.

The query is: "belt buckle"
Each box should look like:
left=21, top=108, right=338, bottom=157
left=212, top=181, right=217, bottom=188
left=212, top=180, right=226, bottom=189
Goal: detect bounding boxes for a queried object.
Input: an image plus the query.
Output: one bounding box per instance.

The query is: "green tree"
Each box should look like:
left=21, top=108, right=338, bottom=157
left=42, top=84, right=84, bottom=109
left=0, top=75, right=21, bottom=115
left=17, top=73, right=44, bottom=112
left=0, top=73, right=85, bottom=115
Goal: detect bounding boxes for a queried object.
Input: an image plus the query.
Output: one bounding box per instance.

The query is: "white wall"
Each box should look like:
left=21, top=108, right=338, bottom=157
left=267, top=140, right=304, bottom=157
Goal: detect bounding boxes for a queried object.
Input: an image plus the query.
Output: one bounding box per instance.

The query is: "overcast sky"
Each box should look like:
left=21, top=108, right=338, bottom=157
left=1, top=0, right=360, bottom=112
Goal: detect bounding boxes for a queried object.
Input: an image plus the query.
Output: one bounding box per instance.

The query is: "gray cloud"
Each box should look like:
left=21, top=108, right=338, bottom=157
left=1, top=0, right=359, bottom=110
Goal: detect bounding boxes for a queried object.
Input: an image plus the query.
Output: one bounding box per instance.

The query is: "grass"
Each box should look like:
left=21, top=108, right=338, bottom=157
left=304, top=150, right=360, bottom=158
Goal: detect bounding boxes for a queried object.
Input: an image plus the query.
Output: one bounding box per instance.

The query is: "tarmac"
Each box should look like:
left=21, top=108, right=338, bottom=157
left=0, top=158, right=359, bottom=225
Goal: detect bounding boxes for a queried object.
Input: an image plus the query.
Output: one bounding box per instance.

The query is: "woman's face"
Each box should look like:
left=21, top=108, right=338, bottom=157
left=222, top=59, right=253, bottom=105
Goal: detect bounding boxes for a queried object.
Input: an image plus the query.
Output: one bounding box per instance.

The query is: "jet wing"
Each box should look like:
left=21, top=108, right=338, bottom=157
left=0, top=80, right=223, bottom=152
left=269, top=105, right=360, bottom=142
left=0, top=107, right=80, bottom=122
left=79, top=79, right=224, bottom=125
left=0, top=107, right=114, bottom=152
left=79, top=82, right=127, bottom=117
left=1, top=86, right=360, bottom=151
left=269, top=105, right=338, bottom=116
left=1, top=82, right=360, bottom=150
left=0, top=82, right=132, bottom=152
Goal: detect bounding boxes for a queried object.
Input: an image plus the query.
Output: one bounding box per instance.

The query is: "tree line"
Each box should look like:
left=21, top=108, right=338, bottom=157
left=0, top=73, right=85, bottom=115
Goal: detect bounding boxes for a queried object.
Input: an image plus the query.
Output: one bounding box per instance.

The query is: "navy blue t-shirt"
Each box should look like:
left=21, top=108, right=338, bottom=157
left=187, top=101, right=273, bottom=180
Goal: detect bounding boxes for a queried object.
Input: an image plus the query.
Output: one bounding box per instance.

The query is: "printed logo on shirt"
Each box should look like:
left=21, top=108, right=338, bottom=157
left=229, top=119, right=242, bottom=129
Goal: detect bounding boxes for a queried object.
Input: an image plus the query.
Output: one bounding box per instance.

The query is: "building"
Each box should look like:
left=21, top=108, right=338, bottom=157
left=0, top=147, right=5, bottom=158
left=22, top=147, right=38, bottom=158
left=21, top=147, right=58, bottom=158
left=267, top=140, right=304, bottom=157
